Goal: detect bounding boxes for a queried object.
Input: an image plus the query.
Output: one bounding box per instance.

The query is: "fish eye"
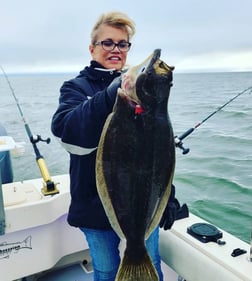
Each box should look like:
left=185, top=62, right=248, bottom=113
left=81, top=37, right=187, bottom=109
left=159, top=61, right=164, bottom=68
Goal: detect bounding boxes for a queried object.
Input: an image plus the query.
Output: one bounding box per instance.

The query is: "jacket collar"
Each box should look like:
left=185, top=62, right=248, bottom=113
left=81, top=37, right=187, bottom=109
left=78, top=61, right=121, bottom=81
left=91, top=60, right=117, bottom=72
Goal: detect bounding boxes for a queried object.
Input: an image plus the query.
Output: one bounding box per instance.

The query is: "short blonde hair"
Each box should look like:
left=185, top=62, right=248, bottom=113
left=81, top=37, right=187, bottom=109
left=91, top=11, right=136, bottom=44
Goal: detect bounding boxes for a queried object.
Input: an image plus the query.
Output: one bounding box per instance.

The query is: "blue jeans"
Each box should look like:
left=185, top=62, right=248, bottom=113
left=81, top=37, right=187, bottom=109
left=80, top=227, right=163, bottom=281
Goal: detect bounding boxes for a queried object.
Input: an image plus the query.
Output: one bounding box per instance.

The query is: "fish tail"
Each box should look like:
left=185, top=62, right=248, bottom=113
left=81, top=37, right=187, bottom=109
left=22, top=236, right=32, bottom=249
left=115, top=251, right=159, bottom=281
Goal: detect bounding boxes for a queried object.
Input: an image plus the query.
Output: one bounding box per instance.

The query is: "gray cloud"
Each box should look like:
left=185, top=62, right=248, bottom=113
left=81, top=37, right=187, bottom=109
left=1, top=0, right=252, bottom=73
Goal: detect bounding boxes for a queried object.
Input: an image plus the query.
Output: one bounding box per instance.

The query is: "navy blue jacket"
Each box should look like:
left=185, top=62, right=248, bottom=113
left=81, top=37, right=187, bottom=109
left=51, top=61, right=121, bottom=229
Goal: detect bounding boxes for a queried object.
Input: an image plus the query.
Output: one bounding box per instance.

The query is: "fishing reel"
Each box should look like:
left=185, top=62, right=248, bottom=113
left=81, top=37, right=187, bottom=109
left=30, top=134, right=51, bottom=145
left=174, top=136, right=190, bottom=155
left=174, top=127, right=193, bottom=155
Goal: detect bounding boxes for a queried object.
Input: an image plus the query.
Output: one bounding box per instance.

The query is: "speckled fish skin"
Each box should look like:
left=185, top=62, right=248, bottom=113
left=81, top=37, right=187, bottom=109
left=96, top=49, right=175, bottom=281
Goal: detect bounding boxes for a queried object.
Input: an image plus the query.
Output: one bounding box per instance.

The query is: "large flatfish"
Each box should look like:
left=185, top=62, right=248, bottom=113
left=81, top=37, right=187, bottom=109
left=96, top=49, right=175, bottom=281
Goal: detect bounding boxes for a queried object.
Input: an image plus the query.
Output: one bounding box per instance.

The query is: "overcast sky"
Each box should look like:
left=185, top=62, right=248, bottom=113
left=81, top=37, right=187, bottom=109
left=1, top=0, right=252, bottom=73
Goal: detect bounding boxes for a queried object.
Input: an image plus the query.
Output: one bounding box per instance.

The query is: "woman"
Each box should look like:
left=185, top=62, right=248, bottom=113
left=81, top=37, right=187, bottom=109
left=51, top=11, right=179, bottom=281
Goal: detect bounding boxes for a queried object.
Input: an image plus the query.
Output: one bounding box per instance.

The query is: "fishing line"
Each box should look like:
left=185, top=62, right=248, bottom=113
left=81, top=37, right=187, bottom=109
left=0, top=65, right=59, bottom=195
left=175, top=86, right=252, bottom=154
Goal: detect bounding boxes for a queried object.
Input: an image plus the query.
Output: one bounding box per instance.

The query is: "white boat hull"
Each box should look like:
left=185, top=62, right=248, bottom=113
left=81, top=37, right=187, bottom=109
left=160, top=214, right=252, bottom=281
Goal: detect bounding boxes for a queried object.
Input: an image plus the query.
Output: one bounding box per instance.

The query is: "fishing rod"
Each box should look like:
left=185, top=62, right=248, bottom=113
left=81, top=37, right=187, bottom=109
left=175, top=86, right=252, bottom=154
left=0, top=65, right=59, bottom=195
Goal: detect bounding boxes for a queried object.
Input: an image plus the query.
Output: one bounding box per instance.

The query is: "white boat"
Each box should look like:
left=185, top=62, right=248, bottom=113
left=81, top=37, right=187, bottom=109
left=0, top=136, right=251, bottom=281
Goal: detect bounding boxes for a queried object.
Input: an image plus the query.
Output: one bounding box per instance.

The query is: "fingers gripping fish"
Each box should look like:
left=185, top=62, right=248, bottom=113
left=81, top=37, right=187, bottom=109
left=96, top=49, right=175, bottom=281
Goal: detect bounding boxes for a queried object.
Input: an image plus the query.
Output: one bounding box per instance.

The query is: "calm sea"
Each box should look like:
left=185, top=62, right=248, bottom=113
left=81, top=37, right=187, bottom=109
left=0, top=71, right=251, bottom=243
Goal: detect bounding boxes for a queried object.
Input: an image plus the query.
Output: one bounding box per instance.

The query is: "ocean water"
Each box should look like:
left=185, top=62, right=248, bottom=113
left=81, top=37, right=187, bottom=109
left=0, top=71, right=251, bottom=243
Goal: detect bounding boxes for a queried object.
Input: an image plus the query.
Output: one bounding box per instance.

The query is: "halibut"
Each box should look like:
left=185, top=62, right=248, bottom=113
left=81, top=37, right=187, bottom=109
left=96, top=49, right=175, bottom=281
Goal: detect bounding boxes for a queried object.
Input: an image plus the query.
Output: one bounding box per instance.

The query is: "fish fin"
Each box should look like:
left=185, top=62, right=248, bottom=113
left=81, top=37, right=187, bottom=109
left=96, top=113, right=125, bottom=239
left=145, top=166, right=175, bottom=239
left=115, top=251, right=159, bottom=281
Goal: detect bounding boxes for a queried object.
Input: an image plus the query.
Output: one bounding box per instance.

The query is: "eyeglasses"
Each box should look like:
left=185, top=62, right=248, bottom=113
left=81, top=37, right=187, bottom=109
left=94, top=40, right=131, bottom=52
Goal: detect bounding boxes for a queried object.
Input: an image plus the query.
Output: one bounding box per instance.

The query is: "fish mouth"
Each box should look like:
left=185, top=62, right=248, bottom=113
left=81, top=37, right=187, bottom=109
left=135, top=48, right=174, bottom=82
left=120, top=49, right=173, bottom=105
left=119, top=49, right=161, bottom=104
left=129, top=49, right=161, bottom=77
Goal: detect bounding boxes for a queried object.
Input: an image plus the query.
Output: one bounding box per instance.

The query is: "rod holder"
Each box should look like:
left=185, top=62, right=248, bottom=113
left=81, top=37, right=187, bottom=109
left=37, top=158, right=59, bottom=196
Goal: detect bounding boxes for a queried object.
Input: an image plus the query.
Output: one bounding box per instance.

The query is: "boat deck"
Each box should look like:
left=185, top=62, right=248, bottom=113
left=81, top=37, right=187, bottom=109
left=36, top=263, right=93, bottom=281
